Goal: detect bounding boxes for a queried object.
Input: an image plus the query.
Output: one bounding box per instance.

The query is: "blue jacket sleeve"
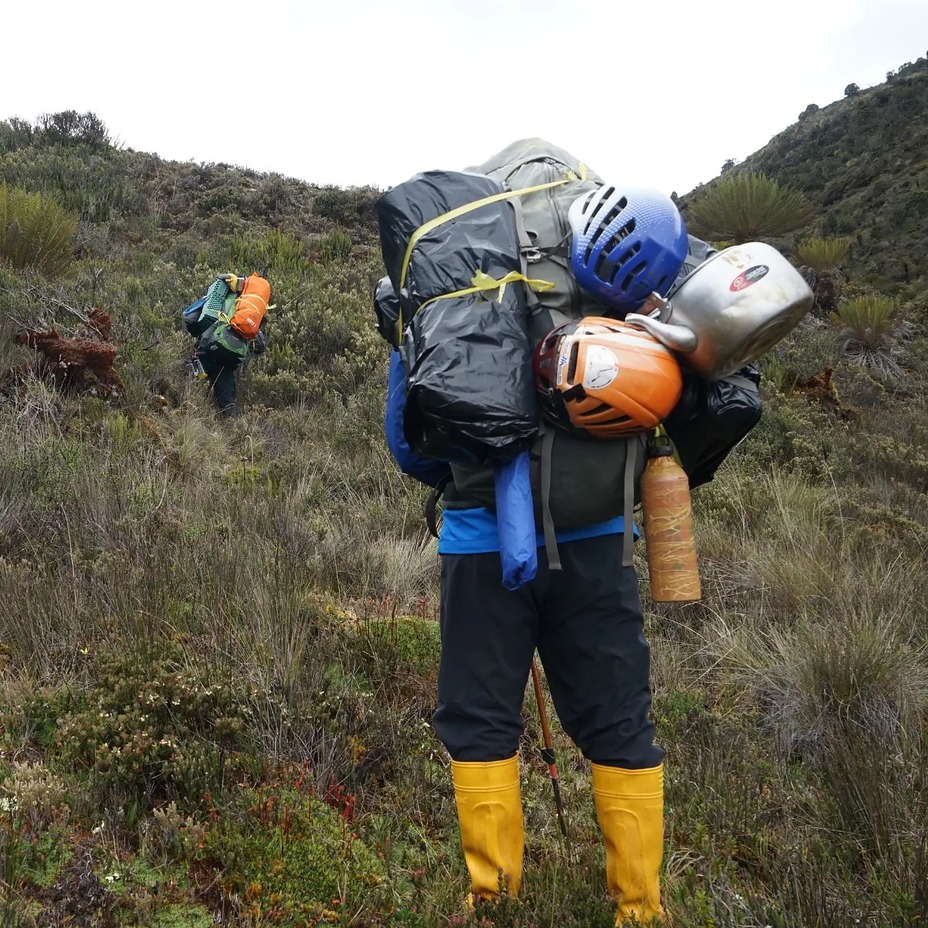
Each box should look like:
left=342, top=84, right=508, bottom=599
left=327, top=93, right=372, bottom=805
left=494, top=451, right=537, bottom=590
left=385, top=350, right=452, bottom=488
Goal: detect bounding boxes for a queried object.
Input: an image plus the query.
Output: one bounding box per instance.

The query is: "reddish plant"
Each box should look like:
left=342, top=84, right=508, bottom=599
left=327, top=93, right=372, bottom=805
left=15, top=307, right=122, bottom=394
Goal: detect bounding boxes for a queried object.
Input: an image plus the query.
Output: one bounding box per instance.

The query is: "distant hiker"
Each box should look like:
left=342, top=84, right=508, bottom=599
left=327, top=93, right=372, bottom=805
left=182, top=271, right=271, bottom=418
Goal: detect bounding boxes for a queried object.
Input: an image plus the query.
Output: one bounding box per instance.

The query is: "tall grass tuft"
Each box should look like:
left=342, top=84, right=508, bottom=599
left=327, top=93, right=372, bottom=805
left=225, top=227, right=310, bottom=277
left=0, top=184, right=77, bottom=278
left=832, top=293, right=900, bottom=371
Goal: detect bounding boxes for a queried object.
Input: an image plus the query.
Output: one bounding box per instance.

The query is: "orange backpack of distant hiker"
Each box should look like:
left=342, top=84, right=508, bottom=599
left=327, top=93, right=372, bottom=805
left=228, top=272, right=271, bottom=340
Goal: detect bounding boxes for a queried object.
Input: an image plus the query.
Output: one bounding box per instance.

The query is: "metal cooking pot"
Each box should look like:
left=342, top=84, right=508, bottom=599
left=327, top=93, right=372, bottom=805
left=662, top=241, right=813, bottom=379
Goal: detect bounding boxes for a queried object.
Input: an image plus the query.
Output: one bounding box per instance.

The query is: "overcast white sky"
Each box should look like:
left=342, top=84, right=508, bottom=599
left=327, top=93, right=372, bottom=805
left=3, top=1, right=927, bottom=197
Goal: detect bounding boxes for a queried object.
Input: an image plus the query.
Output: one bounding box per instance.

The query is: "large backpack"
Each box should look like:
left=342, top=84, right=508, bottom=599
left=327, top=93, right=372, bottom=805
left=377, top=142, right=762, bottom=567
left=454, top=141, right=646, bottom=562
left=184, top=276, right=236, bottom=338
left=184, top=273, right=271, bottom=365
left=374, top=139, right=649, bottom=564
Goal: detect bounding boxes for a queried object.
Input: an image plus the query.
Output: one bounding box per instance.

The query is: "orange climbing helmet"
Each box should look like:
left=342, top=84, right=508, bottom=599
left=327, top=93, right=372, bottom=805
left=534, top=316, right=683, bottom=438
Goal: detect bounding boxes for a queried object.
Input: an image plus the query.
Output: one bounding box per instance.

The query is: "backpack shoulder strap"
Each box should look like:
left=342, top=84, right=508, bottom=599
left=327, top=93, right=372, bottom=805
left=425, top=472, right=453, bottom=538
left=621, top=438, right=640, bottom=568
left=538, top=420, right=562, bottom=571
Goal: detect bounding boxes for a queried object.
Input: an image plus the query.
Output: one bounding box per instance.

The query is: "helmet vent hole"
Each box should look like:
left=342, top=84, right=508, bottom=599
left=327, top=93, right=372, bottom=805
left=594, top=252, right=617, bottom=283
left=601, top=222, right=637, bottom=261
left=602, top=244, right=641, bottom=285
left=567, top=342, right=580, bottom=383
left=599, top=195, right=628, bottom=229
left=621, top=260, right=649, bottom=293
left=587, top=187, right=615, bottom=221
left=579, top=403, right=630, bottom=423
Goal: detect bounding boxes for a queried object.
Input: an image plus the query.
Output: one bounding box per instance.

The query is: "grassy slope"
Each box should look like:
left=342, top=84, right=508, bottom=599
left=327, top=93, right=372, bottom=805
left=0, top=65, right=926, bottom=927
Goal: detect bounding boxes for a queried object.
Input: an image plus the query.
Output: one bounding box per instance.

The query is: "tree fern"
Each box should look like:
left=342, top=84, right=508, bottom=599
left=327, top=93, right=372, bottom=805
left=794, top=237, right=852, bottom=273
left=685, top=172, right=817, bottom=243
left=0, top=184, right=77, bottom=278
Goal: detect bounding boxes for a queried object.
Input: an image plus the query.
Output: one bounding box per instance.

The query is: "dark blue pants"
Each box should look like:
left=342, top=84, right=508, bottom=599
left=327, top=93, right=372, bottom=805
left=201, top=359, right=239, bottom=417
left=433, top=533, right=663, bottom=768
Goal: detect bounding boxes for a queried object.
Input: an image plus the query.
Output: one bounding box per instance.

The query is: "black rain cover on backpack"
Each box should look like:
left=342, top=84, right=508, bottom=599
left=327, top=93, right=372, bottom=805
left=376, top=170, right=538, bottom=464
left=378, top=170, right=521, bottom=317
left=402, top=287, right=537, bottom=464
left=663, top=366, right=762, bottom=488
left=373, top=276, right=401, bottom=348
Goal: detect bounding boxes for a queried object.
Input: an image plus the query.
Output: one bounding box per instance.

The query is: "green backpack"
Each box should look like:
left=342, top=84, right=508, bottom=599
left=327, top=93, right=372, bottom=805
left=190, top=277, right=251, bottom=362
left=465, top=137, right=610, bottom=341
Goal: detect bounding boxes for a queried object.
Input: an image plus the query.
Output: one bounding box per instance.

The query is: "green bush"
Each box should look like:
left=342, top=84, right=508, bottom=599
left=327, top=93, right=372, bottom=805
left=34, top=110, right=112, bottom=152
left=685, top=171, right=817, bottom=242
left=314, top=228, right=353, bottom=265
left=311, top=186, right=379, bottom=226
left=0, top=147, right=140, bottom=223
left=832, top=293, right=900, bottom=370
left=0, top=183, right=77, bottom=277
left=200, top=777, right=385, bottom=926
left=54, top=650, right=258, bottom=810
left=225, top=227, right=310, bottom=277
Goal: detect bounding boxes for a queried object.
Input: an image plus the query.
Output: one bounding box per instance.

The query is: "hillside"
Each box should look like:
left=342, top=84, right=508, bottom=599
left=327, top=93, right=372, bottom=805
left=681, top=56, right=928, bottom=308
left=0, top=61, right=926, bottom=928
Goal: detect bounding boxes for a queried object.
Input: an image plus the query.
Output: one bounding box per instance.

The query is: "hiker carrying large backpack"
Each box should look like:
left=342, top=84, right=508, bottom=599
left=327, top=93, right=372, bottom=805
left=182, top=271, right=271, bottom=418
left=378, top=139, right=690, bottom=926
left=377, top=138, right=809, bottom=926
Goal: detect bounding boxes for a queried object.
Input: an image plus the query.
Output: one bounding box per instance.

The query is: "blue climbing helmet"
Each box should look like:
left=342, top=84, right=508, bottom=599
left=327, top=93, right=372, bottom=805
left=568, top=185, right=688, bottom=311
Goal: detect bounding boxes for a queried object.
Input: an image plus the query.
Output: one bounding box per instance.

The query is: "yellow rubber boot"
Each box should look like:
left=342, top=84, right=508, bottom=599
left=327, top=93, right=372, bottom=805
left=451, top=755, right=524, bottom=900
left=591, top=762, right=665, bottom=926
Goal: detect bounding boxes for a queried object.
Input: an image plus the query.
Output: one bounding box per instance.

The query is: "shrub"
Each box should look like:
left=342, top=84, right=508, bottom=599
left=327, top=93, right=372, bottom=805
left=311, top=186, right=378, bottom=226
left=711, top=607, right=928, bottom=865
left=794, top=236, right=852, bottom=273
left=35, top=110, right=112, bottom=152
left=798, top=103, right=820, bottom=121
left=684, top=172, right=817, bottom=243
left=314, top=228, right=353, bottom=265
left=0, top=183, right=77, bottom=277
left=200, top=776, right=385, bottom=926
left=832, top=293, right=900, bottom=368
left=0, top=116, right=35, bottom=154
left=53, top=650, right=259, bottom=811
left=225, top=227, right=310, bottom=277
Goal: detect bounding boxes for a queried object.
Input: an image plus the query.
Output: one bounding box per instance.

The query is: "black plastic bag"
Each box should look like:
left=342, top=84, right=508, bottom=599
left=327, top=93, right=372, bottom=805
left=377, top=170, right=522, bottom=320
left=401, top=287, right=538, bottom=465
left=663, top=364, right=762, bottom=488
left=377, top=168, right=538, bottom=464
left=373, top=276, right=401, bottom=347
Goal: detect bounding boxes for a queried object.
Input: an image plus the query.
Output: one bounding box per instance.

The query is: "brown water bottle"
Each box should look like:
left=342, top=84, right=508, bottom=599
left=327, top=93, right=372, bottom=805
left=639, top=441, right=701, bottom=603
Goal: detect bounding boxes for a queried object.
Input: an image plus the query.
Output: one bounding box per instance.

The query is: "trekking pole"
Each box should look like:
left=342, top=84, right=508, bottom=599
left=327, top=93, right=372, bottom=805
left=530, top=658, right=570, bottom=848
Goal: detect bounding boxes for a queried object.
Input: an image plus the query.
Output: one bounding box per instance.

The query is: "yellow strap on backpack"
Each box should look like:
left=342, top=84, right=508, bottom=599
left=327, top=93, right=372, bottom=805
left=398, top=166, right=587, bottom=292
left=411, top=269, right=557, bottom=318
